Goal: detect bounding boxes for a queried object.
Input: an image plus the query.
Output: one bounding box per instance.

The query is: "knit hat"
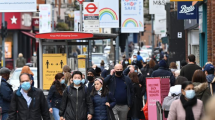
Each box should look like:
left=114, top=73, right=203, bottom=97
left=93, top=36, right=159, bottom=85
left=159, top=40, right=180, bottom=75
left=87, top=68, right=96, bottom=76
left=159, top=60, right=167, bottom=68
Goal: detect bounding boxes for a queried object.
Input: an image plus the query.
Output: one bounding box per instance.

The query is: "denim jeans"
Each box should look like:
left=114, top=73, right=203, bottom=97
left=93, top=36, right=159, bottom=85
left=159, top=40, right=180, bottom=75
left=2, top=113, right=8, bottom=120
left=52, top=108, right=60, bottom=120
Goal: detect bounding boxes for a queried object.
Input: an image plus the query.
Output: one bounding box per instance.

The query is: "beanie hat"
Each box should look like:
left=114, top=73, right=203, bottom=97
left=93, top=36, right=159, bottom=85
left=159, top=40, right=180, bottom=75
left=159, top=60, right=167, bottom=68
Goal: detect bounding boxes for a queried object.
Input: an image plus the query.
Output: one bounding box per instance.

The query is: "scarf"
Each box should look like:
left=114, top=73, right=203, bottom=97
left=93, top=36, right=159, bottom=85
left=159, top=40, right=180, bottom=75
left=180, top=95, right=197, bottom=120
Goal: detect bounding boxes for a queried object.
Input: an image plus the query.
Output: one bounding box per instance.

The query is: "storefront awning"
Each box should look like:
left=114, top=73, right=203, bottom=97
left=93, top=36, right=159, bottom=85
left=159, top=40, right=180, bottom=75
left=21, top=31, right=36, bottom=39
left=35, top=32, right=118, bottom=40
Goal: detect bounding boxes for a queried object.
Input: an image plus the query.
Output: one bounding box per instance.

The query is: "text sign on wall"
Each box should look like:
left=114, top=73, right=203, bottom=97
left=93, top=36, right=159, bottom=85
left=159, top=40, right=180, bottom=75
left=177, top=2, right=198, bottom=19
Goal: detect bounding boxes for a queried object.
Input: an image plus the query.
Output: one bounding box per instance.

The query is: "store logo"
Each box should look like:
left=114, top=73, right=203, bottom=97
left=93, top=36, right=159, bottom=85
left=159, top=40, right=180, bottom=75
left=153, top=0, right=166, bottom=5
left=179, top=5, right=195, bottom=14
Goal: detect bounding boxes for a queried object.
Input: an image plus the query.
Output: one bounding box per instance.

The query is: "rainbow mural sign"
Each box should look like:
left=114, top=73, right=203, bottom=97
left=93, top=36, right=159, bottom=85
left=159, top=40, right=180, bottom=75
left=139, top=21, right=143, bottom=27
left=99, top=8, right=118, bottom=20
left=94, top=0, right=119, bottom=28
left=122, top=18, right=138, bottom=27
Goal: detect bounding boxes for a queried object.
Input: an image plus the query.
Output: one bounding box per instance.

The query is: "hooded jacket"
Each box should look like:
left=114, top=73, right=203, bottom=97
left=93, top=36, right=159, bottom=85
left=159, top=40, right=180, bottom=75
left=193, top=82, right=211, bottom=105
left=206, top=74, right=215, bottom=94
left=7, top=87, right=50, bottom=120
left=59, top=84, right=94, bottom=120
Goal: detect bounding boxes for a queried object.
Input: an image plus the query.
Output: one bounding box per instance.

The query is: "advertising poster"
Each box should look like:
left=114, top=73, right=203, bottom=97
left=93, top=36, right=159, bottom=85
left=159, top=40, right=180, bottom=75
left=121, top=0, right=139, bottom=33
left=146, top=78, right=161, bottom=120
left=43, top=54, right=67, bottom=90
left=5, top=42, right=12, bottom=58
left=39, top=4, right=51, bottom=33
left=139, top=0, right=144, bottom=31
left=83, top=2, right=99, bottom=33
left=94, top=0, right=119, bottom=28
left=149, top=0, right=165, bottom=14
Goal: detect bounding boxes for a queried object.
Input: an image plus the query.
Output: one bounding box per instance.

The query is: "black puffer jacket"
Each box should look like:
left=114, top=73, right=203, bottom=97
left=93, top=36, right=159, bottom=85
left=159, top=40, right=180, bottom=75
left=59, top=84, right=94, bottom=120
left=7, top=87, right=50, bottom=120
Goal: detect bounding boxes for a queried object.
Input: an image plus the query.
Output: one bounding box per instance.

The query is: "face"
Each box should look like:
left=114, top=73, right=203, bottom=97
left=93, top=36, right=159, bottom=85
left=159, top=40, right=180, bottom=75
left=133, top=55, right=137, bottom=59
left=182, top=84, right=194, bottom=96
left=82, top=74, right=85, bottom=79
left=114, top=64, right=123, bottom=72
left=4, top=74, right=10, bottom=80
left=20, top=74, right=32, bottom=85
left=73, top=74, right=82, bottom=80
left=59, top=76, right=65, bottom=82
left=87, top=72, right=94, bottom=77
left=94, top=81, right=103, bottom=91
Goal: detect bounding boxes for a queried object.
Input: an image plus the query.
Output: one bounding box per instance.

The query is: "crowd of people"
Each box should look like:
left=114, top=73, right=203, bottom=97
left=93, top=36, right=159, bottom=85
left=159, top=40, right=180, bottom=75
left=1, top=51, right=215, bottom=120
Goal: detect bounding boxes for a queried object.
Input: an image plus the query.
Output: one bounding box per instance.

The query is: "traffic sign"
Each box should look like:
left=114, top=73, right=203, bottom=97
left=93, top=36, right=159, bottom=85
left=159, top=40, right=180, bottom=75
left=78, top=0, right=84, bottom=4
left=85, top=3, right=98, bottom=13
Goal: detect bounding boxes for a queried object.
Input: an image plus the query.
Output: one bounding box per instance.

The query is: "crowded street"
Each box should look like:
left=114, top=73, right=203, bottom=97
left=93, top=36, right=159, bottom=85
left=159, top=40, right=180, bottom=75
left=0, top=0, right=214, bottom=120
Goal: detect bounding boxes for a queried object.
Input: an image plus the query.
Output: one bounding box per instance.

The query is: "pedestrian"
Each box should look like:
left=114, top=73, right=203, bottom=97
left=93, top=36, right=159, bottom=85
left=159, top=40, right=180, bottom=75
left=0, top=68, right=13, bottom=120
left=168, top=81, right=204, bottom=120
left=128, top=72, right=145, bottom=120
left=64, top=72, right=72, bottom=86
left=180, top=54, right=201, bottom=81
left=47, top=73, right=66, bottom=120
left=169, top=62, right=177, bottom=74
left=21, top=66, right=35, bottom=87
left=62, top=65, right=71, bottom=74
left=120, top=55, right=126, bottom=64
left=181, top=60, right=187, bottom=69
left=31, top=51, right=37, bottom=67
left=137, top=51, right=144, bottom=63
left=203, top=63, right=215, bottom=94
left=7, top=73, right=50, bottom=120
left=59, top=71, right=94, bottom=120
left=174, top=70, right=180, bottom=79
left=151, top=60, right=175, bottom=86
left=101, top=68, right=110, bottom=79
left=91, top=77, right=116, bottom=120
left=132, top=55, right=142, bottom=69
left=104, top=64, right=133, bottom=120
left=122, top=58, right=130, bottom=70
left=16, top=53, right=26, bottom=68
left=202, top=96, right=215, bottom=120
left=192, top=70, right=211, bottom=105
left=86, top=68, right=96, bottom=93
left=174, top=76, right=188, bottom=85
left=92, top=65, right=102, bottom=77
left=100, top=60, right=105, bottom=72
left=141, top=59, right=156, bottom=77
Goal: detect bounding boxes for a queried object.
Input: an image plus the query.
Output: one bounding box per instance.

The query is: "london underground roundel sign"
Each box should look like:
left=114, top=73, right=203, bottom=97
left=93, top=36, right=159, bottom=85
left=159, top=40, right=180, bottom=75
left=78, top=0, right=84, bottom=4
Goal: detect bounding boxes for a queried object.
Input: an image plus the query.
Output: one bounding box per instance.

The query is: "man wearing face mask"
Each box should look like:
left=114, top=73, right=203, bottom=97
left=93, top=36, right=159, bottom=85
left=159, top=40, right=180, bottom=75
left=7, top=73, right=50, bottom=120
left=86, top=68, right=96, bottom=93
left=0, top=68, right=13, bottom=120
left=104, top=64, right=133, bottom=120
left=132, top=55, right=142, bottom=69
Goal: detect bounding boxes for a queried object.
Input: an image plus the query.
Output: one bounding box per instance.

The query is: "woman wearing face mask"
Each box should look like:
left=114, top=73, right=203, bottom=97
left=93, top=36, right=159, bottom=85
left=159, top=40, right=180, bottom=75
left=122, top=58, right=130, bottom=70
left=59, top=71, right=94, bottom=120
left=168, top=81, right=204, bottom=120
left=47, top=73, right=66, bottom=120
left=91, top=77, right=116, bottom=120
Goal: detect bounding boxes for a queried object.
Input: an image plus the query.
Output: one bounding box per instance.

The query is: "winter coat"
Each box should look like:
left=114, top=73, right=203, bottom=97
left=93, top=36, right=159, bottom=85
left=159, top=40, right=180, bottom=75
left=104, top=74, right=133, bottom=107
left=132, top=61, right=143, bottom=69
left=16, top=57, right=26, bottom=68
left=7, top=87, right=50, bottom=120
left=167, top=99, right=204, bottom=120
left=140, top=64, right=154, bottom=77
left=151, top=67, right=175, bottom=86
left=47, top=85, right=65, bottom=109
left=206, top=74, right=215, bottom=94
left=128, top=83, right=145, bottom=119
left=193, top=82, right=211, bottom=105
left=92, top=92, right=116, bottom=120
left=101, top=69, right=110, bottom=79
left=0, top=79, right=13, bottom=114
left=59, top=84, right=94, bottom=120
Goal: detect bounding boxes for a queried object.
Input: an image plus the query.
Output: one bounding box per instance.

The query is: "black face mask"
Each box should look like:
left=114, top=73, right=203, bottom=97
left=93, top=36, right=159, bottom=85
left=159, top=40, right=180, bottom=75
left=87, top=76, right=94, bottom=81
left=115, top=71, right=123, bottom=76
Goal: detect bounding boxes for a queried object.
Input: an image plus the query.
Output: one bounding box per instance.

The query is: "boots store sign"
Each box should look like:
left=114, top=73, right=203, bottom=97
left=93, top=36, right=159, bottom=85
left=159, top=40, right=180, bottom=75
left=177, top=2, right=198, bottom=19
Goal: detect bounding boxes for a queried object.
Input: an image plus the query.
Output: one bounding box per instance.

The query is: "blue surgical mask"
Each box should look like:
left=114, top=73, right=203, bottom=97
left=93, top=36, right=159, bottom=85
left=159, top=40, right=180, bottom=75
left=134, top=70, right=137, bottom=73
left=185, top=90, right=196, bottom=99
left=73, top=79, right=81, bottom=85
left=60, top=79, right=65, bottom=84
left=133, top=58, right=137, bottom=61
left=81, top=79, right=85, bottom=84
left=21, top=82, right=31, bottom=91
left=33, top=53, right=36, bottom=56
left=125, top=61, right=128, bottom=64
left=98, top=87, right=102, bottom=92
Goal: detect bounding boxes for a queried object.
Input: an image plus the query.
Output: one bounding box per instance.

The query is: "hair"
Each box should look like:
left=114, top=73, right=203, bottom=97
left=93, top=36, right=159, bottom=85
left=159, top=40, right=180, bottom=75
left=63, top=65, right=71, bottom=73
left=137, top=51, right=140, bottom=55
left=64, top=72, right=72, bottom=85
left=182, top=81, right=193, bottom=90
left=19, top=73, right=32, bottom=82
left=169, top=62, right=177, bottom=69
left=149, top=59, right=156, bottom=68
left=122, top=55, right=126, bottom=59
left=192, top=70, right=207, bottom=83
left=175, top=76, right=188, bottom=85
left=72, top=71, right=83, bottom=79
left=90, top=77, right=109, bottom=97
left=52, top=73, right=65, bottom=96
left=133, top=54, right=137, bottom=57
left=129, top=72, right=139, bottom=84
left=21, top=66, right=34, bottom=76
left=18, top=53, right=23, bottom=57
left=100, top=60, right=105, bottom=66
left=188, top=54, right=195, bottom=62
